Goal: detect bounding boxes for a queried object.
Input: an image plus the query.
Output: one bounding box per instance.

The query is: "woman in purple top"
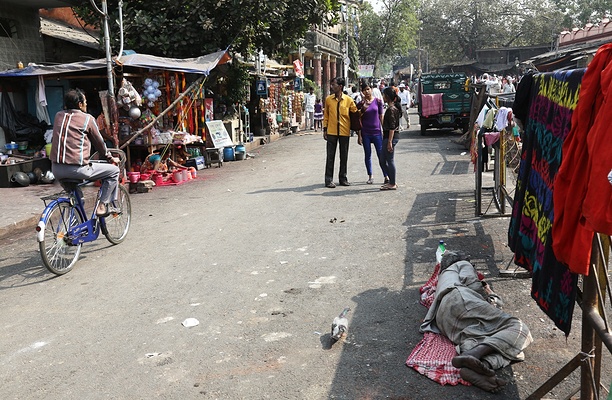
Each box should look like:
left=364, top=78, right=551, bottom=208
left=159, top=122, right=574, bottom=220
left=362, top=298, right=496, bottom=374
left=357, top=82, right=388, bottom=184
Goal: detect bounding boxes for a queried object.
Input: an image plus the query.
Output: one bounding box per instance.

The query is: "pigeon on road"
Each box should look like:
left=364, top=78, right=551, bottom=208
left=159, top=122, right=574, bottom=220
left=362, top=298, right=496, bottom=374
left=330, top=307, right=351, bottom=344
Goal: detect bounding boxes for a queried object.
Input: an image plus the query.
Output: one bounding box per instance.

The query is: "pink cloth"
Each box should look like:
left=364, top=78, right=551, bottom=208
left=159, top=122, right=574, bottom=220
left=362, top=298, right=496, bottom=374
left=406, top=332, right=471, bottom=386
left=484, top=131, right=500, bottom=146
left=421, top=93, right=444, bottom=117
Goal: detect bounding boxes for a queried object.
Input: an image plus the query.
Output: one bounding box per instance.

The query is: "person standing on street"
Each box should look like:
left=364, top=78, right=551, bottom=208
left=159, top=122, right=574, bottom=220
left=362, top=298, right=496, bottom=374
left=323, top=77, right=358, bottom=188
left=51, top=89, right=120, bottom=216
left=304, top=87, right=316, bottom=130
left=380, top=86, right=401, bottom=190
left=357, top=82, right=388, bottom=185
left=398, top=83, right=411, bottom=130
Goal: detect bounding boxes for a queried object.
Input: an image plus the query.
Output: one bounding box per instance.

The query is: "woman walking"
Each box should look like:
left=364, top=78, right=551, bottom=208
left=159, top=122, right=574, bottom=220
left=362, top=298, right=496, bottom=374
left=357, top=82, right=388, bottom=184
left=380, top=87, right=402, bottom=190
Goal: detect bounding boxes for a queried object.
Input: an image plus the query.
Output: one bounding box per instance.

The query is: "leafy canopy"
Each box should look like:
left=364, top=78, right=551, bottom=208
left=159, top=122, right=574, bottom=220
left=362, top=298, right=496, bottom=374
left=356, top=0, right=419, bottom=76
left=76, top=0, right=340, bottom=58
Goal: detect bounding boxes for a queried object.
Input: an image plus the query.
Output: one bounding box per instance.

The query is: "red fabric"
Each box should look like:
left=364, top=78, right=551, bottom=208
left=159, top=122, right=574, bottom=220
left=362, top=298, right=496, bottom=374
left=552, top=43, right=612, bottom=275
left=408, top=262, right=471, bottom=386
left=421, top=93, right=444, bottom=117
left=406, top=333, right=471, bottom=386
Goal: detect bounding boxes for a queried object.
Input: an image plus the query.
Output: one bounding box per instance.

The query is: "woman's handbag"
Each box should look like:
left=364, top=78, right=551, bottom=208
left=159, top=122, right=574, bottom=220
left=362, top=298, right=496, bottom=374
left=350, top=110, right=362, bottom=131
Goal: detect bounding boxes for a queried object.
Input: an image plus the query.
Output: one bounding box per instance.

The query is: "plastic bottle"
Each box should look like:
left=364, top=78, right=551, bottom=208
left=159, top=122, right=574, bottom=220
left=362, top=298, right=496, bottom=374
left=435, top=240, right=446, bottom=264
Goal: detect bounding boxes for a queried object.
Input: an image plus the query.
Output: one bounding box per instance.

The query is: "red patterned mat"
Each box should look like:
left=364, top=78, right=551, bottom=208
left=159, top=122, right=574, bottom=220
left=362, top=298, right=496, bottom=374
left=406, top=263, right=471, bottom=386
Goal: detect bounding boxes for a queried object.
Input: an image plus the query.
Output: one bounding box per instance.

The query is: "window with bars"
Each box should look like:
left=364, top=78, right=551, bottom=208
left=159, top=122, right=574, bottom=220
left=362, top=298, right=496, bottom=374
left=0, top=18, right=19, bottom=38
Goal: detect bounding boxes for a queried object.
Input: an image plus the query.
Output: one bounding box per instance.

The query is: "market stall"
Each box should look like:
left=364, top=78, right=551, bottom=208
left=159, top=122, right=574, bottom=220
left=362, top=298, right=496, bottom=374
left=0, top=50, right=231, bottom=188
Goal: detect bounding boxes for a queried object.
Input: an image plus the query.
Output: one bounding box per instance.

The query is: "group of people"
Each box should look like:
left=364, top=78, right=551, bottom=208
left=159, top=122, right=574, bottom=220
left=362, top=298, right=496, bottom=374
left=477, top=73, right=517, bottom=94
left=322, top=77, right=402, bottom=190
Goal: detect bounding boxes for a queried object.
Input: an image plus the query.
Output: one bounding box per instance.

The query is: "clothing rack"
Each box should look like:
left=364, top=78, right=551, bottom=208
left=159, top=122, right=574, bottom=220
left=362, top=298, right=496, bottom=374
left=526, top=234, right=611, bottom=399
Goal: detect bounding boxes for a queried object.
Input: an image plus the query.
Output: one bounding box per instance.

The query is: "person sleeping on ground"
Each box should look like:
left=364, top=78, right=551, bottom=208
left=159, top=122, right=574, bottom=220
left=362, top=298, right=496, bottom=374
left=420, top=251, right=533, bottom=393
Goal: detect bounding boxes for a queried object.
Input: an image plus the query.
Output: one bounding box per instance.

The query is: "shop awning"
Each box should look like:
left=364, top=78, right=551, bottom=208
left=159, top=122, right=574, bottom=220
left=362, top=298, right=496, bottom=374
left=0, top=50, right=231, bottom=77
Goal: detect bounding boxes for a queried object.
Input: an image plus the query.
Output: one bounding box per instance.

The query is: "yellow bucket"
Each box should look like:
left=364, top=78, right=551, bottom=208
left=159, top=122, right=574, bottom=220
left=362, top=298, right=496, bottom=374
left=45, top=143, right=52, bottom=157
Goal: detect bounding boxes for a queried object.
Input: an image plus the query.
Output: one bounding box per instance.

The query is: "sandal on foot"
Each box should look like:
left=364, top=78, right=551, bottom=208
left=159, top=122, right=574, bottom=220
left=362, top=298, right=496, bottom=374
left=366, top=178, right=374, bottom=184
left=383, top=177, right=390, bottom=184
left=96, top=204, right=121, bottom=217
left=380, top=184, right=397, bottom=190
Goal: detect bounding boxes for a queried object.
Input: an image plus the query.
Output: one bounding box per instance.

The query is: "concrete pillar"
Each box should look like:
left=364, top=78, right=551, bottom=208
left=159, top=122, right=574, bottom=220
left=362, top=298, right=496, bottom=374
left=314, top=52, right=322, bottom=94
left=323, top=55, right=330, bottom=99
left=330, top=57, right=337, bottom=84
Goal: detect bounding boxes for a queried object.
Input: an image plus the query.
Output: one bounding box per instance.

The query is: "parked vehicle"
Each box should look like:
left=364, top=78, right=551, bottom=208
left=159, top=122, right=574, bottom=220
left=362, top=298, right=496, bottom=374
left=417, top=73, right=473, bottom=135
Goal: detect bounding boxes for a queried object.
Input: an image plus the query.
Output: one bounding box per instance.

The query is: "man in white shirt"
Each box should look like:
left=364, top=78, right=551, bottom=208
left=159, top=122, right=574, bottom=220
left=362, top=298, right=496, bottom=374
left=304, top=87, right=316, bottom=130
left=398, top=83, right=411, bottom=129
left=350, top=86, right=362, bottom=104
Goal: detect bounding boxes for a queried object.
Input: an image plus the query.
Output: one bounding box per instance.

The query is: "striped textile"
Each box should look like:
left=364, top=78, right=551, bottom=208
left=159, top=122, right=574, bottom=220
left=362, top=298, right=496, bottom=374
left=409, top=263, right=470, bottom=386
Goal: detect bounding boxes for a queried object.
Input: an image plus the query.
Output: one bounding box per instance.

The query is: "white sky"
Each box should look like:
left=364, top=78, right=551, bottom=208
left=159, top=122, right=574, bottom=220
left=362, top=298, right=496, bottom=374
left=367, top=0, right=383, bottom=13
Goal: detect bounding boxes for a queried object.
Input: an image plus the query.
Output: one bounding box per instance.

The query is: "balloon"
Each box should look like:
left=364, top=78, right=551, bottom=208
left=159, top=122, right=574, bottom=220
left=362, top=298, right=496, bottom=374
left=154, top=89, right=162, bottom=97
left=128, top=106, right=142, bottom=119
left=147, top=93, right=156, bottom=101
left=147, top=86, right=156, bottom=94
left=152, top=81, right=159, bottom=89
left=144, top=78, right=153, bottom=86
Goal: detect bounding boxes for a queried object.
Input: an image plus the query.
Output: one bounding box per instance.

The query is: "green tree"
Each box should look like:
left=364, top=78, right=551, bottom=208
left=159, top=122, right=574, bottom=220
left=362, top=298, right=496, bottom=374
left=553, top=0, right=612, bottom=26
left=419, top=0, right=568, bottom=68
left=76, top=0, right=340, bottom=58
left=356, top=0, right=419, bottom=77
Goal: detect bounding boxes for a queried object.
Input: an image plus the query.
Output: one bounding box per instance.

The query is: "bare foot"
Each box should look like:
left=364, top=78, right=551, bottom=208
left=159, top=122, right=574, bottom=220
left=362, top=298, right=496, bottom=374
left=452, top=355, right=495, bottom=376
left=460, top=368, right=508, bottom=392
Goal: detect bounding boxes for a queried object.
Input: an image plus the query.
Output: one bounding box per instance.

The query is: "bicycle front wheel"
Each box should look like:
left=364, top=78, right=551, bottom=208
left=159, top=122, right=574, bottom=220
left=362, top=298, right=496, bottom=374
left=102, top=184, right=131, bottom=244
left=39, top=201, right=84, bottom=275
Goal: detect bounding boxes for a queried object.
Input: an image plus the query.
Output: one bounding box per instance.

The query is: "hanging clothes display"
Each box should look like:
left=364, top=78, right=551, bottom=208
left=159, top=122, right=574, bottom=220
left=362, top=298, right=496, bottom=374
left=508, top=69, right=585, bottom=335
left=552, top=43, right=612, bottom=275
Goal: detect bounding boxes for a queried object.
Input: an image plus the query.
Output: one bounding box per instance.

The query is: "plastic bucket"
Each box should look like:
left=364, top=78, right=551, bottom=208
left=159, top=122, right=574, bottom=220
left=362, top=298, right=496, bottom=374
left=181, top=169, right=189, bottom=181
left=223, top=146, right=235, bottom=161
left=127, top=172, right=140, bottom=183
left=153, top=173, right=163, bottom=186
left=173, top=170, right=182, bottom=183
left=188, top=167, right=197, bottom=179
left=140, top=173, right=151, bottom=181
left=235, top=151, right=245, bottom=160
left=235, top=144, right=246, bottom=153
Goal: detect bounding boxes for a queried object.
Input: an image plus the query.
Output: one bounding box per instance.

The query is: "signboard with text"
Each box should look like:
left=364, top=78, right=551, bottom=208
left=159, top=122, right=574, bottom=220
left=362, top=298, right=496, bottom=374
left=358, top=64, right=375, bottom=78
left=293, top=59, right=304, bottom=78
left=205, top=120, right=234, bottom=148
left=256, top=79, right=267, bottom=96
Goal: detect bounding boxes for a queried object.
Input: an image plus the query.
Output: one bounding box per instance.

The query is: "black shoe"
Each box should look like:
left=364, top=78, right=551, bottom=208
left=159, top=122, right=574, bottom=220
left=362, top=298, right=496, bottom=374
left=325, top=182, right=336, bottom=188
left=339, top=181, right=351, bottom=186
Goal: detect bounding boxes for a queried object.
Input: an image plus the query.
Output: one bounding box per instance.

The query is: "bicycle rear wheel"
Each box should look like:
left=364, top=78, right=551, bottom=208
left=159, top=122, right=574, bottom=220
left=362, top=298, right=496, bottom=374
left=102, top=184, right=131, bottom=244
left=39, top=201, right=84, bottom=275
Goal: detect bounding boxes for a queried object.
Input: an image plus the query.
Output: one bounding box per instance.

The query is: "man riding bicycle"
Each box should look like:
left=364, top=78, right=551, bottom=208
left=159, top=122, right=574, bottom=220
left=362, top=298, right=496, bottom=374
left=50, top=89, right=120, bottom=217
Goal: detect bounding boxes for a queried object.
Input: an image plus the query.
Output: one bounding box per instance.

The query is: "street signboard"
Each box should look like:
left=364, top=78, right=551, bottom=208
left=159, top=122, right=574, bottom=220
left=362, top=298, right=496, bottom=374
left=256, top=79, right=267, bottom=96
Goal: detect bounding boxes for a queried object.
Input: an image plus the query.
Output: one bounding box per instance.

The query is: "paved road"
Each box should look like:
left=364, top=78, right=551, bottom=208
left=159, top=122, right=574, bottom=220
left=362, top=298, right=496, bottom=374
left=0, top=125, right=607, bottom=399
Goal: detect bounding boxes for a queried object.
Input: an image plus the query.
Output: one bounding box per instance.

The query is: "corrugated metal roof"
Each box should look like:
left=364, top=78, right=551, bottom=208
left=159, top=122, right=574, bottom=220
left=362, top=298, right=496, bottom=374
left=40, top=17, right=100, bottom=50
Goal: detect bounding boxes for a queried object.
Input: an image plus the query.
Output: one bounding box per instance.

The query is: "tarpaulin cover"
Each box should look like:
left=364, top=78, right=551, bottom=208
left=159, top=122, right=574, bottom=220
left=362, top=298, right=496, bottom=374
left=0, top=50, right=230, bottom=77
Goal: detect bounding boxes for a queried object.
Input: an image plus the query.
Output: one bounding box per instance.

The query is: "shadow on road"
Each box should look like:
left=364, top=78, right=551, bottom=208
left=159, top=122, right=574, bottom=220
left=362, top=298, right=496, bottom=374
left=325, top=189, right=521, bottom=399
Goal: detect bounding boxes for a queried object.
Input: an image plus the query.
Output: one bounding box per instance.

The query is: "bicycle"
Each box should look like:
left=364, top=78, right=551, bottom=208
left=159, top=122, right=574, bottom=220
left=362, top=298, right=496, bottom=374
left=36, top=149, right=131, bottom=275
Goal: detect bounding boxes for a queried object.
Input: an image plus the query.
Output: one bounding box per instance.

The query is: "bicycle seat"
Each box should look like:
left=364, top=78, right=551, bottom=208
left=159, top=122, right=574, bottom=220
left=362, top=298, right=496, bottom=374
left=59, top=179, right=85, bottom=191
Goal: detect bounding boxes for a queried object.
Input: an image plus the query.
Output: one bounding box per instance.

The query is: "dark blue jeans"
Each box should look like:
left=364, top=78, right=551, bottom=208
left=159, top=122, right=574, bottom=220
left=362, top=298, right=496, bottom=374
left=362, top=134, right=387, bottom=177
left=382, top=137, right=399, bottom=185
left=325, top=134, right=350, bottom=183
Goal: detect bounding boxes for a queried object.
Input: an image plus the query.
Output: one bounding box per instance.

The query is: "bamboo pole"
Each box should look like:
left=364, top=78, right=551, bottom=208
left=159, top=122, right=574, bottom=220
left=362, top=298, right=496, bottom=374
left=119, top=75, right=206, bottom=150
